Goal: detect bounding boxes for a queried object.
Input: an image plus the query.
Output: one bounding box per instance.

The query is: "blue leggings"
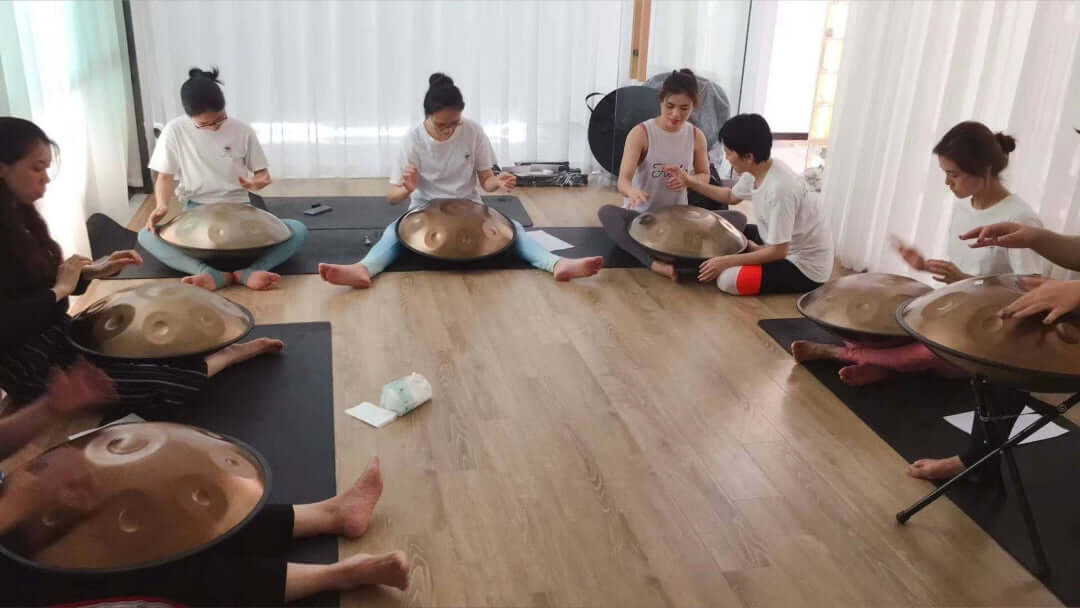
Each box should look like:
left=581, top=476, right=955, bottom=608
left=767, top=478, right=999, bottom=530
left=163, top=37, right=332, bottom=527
left=360, top=219, right=561, bottom=276
left=138, top=201, right=309, bottom=288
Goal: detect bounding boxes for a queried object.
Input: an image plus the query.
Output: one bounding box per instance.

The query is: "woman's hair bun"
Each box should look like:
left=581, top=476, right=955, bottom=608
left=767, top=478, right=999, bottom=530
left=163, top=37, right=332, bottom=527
left=994, top=132, right=1016, bottom=154
left=188, top=67, right=221, bottom=83
left=429, top=72, right=454, bottom=87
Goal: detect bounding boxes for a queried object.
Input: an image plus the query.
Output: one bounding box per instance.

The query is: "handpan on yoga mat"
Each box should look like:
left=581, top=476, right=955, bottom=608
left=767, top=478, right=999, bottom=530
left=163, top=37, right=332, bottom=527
left=86, top=214, right=640, bottom=279
left=397, top=199, right=515, bottom=261
left=68, top=283, right=254, bottom=359
left=261, top=194, right=533, bottom=229
left=758, top=317, right=1080, bottom=606
left=797, top=273, right=932, bottom=347
left=898, top=274, right=1080, bottom=392
left=627, top=205, right=747, bottom=261
left=0, top=422, right=269, bottom=573
left=104, top=322, right=338, bottom=607
left=157, top=203, right=292, bottom=269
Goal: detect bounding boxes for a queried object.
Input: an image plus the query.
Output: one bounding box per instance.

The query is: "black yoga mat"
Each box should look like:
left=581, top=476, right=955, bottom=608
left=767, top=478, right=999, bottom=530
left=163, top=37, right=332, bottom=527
left=87, top=213, right=640, bottom=278
left=104, top=322, right=338, bottom=607
left=261, top=194, right=533, bottom=228
left=759, top=317, right=1080, bottom=605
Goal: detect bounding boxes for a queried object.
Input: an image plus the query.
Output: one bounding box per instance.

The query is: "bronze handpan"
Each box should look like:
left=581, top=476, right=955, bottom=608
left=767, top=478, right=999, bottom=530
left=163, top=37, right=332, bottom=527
left=68, top=283, right=254, bottom=359
left=898, top=274, right=1080, bottom=392
left=628, top=205, right=748, bottom=261
left=396, top=198, right=516, bottom=261
left=158, top=203, right=292, bottom=269
left=797, top=273, right=932, bottom=346
left=0, top=422, right=269, bottom=573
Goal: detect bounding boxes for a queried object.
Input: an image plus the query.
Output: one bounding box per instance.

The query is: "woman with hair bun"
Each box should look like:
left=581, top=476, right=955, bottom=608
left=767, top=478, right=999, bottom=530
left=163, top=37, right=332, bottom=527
left=790, top=120, right=1047, bottom=480
left=318, top=73, right=603, bottom=288
left=139, top=67, right=308, bottom=292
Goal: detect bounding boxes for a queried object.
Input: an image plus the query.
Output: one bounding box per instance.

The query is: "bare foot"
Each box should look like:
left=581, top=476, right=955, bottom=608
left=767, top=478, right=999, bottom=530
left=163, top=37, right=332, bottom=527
left=205, top=337, right=285, bottom=377
left=182, top=272, right=230, bottom=291
left=319, top=263, right=372, bottom=289
left=791, top=340, right=846, bottom=363
left=907, top=456, right=965, bottom=480
left=649, top=260, right=677, bottom=280
left=336, top=457, right=384, bottom=538
left=335, top=551, right=410, bottom=591
left=235, top=270, right=281, bottom=290
left=838, top=363, right=892, bottom=386
left=553, top=256, right=604, bottom=281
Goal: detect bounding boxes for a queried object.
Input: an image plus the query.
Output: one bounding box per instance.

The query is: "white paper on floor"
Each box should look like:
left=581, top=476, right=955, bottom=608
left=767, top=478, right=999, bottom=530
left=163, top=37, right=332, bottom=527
left=526, top=230, right=574, bottom=252
left=943, top=407, right=1069, bottom=445
left=346, top=401, right=398, bottom=428
left=68, top=413, right=145, bottom=440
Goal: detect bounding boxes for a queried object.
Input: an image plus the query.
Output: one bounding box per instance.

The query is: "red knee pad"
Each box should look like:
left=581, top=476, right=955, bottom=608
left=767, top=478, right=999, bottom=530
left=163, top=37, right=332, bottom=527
left=735, top=264, right=763, bottom=295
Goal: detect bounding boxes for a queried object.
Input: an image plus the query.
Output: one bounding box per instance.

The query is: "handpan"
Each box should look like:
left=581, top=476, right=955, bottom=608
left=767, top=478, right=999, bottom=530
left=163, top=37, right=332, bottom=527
left=397, top=198, right=516, bottom=261
left=898, top=274, right=1080, bottom=392
left=158, top=203, right=292, bottom=269
left=628, top=205, right=748, bottom=261
left=0, top=422, right=269, bottom=573
left=68, top=283, right=254, bottom=359
left=797, top=273, right=932, bottom=346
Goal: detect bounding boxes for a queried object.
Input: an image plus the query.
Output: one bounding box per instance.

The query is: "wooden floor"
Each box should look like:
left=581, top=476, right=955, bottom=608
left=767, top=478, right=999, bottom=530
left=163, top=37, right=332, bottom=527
left=59, top=181, right=1062, bottom=606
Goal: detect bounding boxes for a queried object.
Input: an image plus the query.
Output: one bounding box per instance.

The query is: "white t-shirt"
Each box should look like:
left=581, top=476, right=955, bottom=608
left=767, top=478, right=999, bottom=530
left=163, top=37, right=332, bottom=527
left=389, top=118, right=496, bottom=209
left=946, top=194, right=1046, bottom=276
left=732, top=159, right=834, bottom=282
left=149, top=116, right=268, bottom=204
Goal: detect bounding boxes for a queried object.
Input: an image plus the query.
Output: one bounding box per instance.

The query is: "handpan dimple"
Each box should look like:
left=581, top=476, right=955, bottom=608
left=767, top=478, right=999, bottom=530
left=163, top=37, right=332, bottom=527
left=628, top=205, right=746, bottom=261
left=68, top=283, right=253, bottom=359
left=397, top=198, right=515, bottom=261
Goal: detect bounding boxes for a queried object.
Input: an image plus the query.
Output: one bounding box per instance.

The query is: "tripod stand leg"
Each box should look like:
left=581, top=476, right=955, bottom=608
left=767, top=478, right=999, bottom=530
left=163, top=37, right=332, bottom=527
left=1002, top=447, right=1050, bottom=577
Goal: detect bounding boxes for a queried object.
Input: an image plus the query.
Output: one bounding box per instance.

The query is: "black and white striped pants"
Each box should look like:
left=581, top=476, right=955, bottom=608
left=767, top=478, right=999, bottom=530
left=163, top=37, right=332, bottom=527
left=0, top=320, right=209, bottom=414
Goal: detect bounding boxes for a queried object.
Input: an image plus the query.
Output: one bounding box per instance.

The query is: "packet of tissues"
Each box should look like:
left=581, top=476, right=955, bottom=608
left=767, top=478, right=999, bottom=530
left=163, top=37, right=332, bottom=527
left=379, top=372, right=432, bottom=416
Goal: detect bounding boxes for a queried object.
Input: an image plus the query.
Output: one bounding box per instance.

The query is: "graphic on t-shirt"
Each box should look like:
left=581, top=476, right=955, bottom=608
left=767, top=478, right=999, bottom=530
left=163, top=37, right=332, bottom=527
left=651, top=162, right=684, bottom=178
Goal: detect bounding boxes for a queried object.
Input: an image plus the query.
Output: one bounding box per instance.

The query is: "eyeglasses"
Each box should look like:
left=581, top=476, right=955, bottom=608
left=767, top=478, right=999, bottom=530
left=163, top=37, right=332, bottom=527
left=429, top=118, right=462, bottom=134
left=194, top=113, right=228, bottom=129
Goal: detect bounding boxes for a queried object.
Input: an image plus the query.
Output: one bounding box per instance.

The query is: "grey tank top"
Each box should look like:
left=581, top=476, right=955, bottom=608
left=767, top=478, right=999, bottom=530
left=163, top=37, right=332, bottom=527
left=624, top=118, right=695, bottom=211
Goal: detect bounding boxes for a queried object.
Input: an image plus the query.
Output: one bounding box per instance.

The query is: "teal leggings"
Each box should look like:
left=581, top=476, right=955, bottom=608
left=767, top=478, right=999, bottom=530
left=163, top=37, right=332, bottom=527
left=361, top=219, right=561, bottom=276
left=138, top=201, right=309, bottom=288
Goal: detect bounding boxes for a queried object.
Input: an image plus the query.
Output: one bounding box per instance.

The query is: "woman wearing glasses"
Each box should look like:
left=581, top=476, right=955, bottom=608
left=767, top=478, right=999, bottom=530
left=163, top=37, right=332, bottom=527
left=138, top=68, right=308, bottom=291
left=318, top=73, right=603, bottom=288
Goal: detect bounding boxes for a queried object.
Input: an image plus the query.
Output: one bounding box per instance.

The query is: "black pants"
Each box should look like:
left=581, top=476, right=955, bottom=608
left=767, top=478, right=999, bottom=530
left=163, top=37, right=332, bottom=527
left=1, top=505, right=294, bottom=607
left=959, top=385, right=1029, bottom=468
left=597, top=204, right=748, bottom=271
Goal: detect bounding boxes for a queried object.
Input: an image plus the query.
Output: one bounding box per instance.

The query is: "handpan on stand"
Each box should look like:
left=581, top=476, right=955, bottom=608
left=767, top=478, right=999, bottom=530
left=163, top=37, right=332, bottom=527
left=893, top=275, right=1080, bottom=578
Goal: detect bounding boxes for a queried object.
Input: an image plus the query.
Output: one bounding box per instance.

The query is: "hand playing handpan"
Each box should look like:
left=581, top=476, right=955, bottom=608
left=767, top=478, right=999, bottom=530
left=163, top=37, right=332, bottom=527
left=626, top=188, right=649, bottom=209
left=402, top=165, right=419, bottom=194
left=924, top=259, right=968, bottom=284
left=662, top=165, right=690, bottom=191
left=44, top=358, right=117, bottom=416
left=82, top=249, right=143, bottom=280
left=1000, top=277, right=1080, bottom=324
left=889, top=235, right=927, bottom=271
left=959, top=221, right=1040, bottom=249
left=238, top=171, right=272, bottom=191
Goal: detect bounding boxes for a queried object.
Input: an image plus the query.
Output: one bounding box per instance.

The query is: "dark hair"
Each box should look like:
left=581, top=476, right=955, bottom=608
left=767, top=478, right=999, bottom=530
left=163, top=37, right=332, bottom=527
left=0, top=117, right=62, bottom=291
left=423, top=73, right=465, bottom=116
left=932, top=121, right=1014, bottom=177
left=718, top=113, right=772, bottom=163
left=658, top=68, right=699, bottom=105
left=180, top=67, right=226, bottom=116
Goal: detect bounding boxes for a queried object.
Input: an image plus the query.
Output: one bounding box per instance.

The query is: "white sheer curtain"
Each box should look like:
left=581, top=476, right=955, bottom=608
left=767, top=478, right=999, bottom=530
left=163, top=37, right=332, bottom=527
left=645, top=0, right=750, bottom=109
left=0, top=0, right=137, bottom=256
left=131, top=1, right=633, bottom=179
left=822, top=0, right=1080, bottom=280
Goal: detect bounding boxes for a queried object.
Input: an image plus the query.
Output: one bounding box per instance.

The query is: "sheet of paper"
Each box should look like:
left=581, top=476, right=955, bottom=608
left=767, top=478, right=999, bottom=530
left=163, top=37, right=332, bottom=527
left=346, top=402, right=398, bottom=429
left=526, top=230, right=574, bottom=252
left=943, top=407, right=1068, bottom=445
left=68, top=413, right=145, bottom=440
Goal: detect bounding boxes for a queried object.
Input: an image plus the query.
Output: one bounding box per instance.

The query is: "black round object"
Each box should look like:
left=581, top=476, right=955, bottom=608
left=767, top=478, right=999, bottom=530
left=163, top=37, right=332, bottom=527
left=587, top=86, right=659, bottom=175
